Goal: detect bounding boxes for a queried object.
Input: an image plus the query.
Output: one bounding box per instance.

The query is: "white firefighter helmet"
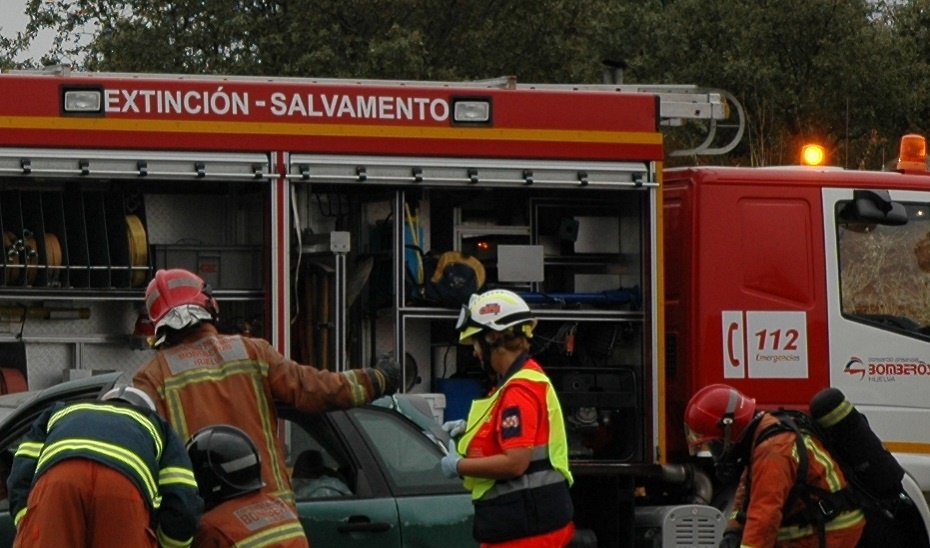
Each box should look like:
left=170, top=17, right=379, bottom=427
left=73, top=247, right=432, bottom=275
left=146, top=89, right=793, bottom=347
left=455, top=289, right=537, bottom=344
left=100, top=385, right=156, bottom=412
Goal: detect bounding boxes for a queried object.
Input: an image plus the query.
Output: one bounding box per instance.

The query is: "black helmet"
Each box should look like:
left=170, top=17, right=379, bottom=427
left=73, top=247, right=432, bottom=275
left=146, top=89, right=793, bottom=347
left=186, top=424, right=264, bottom=509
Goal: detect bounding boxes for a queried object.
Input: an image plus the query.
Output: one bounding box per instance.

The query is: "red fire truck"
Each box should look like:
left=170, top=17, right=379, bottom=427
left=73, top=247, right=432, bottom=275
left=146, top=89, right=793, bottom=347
left=0, top=66, right=928, bottom=546
left=664, top=149, right=930, bottom=545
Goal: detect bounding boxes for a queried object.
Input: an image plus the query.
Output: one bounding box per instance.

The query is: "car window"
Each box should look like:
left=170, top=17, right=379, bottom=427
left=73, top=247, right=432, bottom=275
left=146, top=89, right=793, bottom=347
left=349, top=407, right=465, bottom=496
left=284, top=415, right=356, bottom=501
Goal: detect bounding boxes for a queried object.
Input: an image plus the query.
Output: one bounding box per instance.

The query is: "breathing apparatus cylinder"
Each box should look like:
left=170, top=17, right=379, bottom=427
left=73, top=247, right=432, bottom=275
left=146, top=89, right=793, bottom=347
left=809, top=387, right=904, bottom=500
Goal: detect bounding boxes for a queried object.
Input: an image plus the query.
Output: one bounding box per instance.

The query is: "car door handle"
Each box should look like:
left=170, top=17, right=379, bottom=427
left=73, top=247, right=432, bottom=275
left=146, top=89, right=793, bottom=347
left=337, top=515, right=391, bottom=534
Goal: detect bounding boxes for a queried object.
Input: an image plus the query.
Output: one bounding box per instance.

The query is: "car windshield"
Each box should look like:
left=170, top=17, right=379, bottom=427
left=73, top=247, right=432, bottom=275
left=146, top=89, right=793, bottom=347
left=0, top=392, right=39, bottom=425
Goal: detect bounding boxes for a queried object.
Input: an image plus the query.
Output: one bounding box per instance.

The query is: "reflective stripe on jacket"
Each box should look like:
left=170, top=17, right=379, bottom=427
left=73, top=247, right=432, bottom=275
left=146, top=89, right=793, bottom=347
left=728, top=413, right=865, bottom=547
left=194, top=491, right=309, bottom=548
left=7, top=400, right=202, bottom=545
left=458, top=366, right=572, bottom=499
left=133, top=323, right=383, bottom=508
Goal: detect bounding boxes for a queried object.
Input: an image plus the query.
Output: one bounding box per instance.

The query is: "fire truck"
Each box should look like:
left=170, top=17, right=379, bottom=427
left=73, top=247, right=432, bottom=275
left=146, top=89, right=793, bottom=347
left=663, top=148, right=930, bottom=546
left=0, top=66, right=929, bottom=546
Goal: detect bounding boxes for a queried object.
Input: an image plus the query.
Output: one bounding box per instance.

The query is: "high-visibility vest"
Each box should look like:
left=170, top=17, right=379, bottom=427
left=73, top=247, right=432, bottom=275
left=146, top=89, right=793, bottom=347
left=457, top=366, right=572, bottom=500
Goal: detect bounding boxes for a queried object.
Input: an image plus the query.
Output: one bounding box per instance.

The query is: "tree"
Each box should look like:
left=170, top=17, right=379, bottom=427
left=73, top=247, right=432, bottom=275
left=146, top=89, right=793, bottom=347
left=16, top=0, right=612, bottom=83
left=606, top=0, right=929, bottom=168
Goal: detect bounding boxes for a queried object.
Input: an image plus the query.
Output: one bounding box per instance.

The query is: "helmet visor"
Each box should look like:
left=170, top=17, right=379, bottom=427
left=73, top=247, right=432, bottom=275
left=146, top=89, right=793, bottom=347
left=685, top=423, right=729, bottom=459
left=454, top=304, right=470, bottom=332
left=455, top=298, right=486, bottom=344
left=685, top=422, right=714, bottom=456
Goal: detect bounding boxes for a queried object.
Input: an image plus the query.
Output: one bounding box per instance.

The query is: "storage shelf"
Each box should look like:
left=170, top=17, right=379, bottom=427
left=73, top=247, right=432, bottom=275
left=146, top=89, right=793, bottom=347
left=0, top=288, right=264, bottom=302
left=398, top=305, right=642, bottom=322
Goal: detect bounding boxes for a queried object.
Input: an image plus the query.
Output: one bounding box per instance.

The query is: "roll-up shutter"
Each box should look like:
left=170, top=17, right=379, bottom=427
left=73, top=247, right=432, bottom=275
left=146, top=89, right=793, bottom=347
left=287, top=155, right=655, bottom=189
left=0, top=148, right=272, bottom=181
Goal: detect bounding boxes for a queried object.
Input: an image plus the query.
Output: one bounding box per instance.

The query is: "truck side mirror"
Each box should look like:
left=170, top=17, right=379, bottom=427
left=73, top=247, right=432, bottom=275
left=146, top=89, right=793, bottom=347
left=841, top=189, right=908, bottom=226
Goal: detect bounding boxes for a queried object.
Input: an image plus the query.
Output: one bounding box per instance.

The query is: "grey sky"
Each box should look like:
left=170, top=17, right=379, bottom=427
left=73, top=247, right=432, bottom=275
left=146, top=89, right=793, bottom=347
left=2, top=3, right=58, bottom=62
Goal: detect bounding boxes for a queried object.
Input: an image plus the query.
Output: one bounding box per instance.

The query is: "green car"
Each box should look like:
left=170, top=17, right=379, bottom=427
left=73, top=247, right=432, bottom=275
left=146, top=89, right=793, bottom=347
left=0, top=372, right=476, bottom=547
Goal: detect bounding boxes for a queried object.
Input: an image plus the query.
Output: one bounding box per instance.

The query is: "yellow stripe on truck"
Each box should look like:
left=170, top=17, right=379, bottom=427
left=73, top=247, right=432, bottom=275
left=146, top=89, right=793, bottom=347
left=0, top=115, right=662, bottom=145
left=885, top=441, right=930, bottom=454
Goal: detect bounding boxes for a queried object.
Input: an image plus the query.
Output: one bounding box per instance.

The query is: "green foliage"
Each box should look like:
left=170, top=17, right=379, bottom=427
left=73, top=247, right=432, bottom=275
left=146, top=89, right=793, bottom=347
left=12, top=0, right=612, bottom=82
left=610, top=0, right=929, bottom=168
left=4, top=0, right=930, bottom=168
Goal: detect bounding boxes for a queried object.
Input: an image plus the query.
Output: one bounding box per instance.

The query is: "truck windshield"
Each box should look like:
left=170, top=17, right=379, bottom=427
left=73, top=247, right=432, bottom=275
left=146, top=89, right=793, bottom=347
left=837, top=201, right=930, bottom=335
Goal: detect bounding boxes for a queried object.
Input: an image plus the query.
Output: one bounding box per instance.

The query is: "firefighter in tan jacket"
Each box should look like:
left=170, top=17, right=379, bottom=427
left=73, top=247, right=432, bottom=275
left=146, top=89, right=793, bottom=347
left=684, top=384, right=865, bottom=548
left=132, top=268, right=399, bottom=541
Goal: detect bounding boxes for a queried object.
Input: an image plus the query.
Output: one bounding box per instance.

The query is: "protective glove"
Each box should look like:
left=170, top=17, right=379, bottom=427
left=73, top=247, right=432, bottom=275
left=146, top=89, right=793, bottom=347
left=441, top=419, right=467, bottom=438
left=372, top=357, right=401, bottom=396
left=718, top=528, right=742, bottom=548
left=440, top=440, right=463, bottom=479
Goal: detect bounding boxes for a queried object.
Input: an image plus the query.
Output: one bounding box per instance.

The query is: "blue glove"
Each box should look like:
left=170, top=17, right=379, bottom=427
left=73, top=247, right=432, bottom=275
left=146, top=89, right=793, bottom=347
left=440, top=440, right=462, bottom=479
left=441, top=419, right=466, bottom=438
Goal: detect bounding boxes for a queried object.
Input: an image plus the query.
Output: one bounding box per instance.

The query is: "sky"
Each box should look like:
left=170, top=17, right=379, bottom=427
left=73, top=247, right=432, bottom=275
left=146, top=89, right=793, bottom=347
left=2, top=3, right=59, bottom=62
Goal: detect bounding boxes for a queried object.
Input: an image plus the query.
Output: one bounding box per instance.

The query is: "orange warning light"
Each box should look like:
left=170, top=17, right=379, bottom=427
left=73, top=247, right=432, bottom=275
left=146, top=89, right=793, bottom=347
left=896, top=134, right=928, bottom=173
left=801, top=144, right=826, bottom=166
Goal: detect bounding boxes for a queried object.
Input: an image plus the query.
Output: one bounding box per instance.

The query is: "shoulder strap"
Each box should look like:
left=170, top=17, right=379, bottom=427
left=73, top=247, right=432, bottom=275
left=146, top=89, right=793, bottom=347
left=743, top=411, right=856, bottom=547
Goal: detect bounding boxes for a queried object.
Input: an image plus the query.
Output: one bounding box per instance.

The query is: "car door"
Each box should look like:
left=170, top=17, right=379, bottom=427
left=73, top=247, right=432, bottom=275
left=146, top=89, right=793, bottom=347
left=282, top=405, right=475, bottom=548
left=281, top=407, right=401, bottom=548
left=346, top=406, right=475, bottom=548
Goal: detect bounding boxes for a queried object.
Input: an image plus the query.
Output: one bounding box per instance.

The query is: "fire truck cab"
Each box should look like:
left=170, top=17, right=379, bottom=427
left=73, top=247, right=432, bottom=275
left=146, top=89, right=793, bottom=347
left=665, top=157, right=930, bottom=546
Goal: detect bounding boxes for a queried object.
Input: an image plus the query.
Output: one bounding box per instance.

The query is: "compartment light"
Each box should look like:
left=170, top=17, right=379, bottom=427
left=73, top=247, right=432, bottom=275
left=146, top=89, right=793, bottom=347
left=63, top=90, right=102, bottom=113
left=453, top=100, right=491, bottom=123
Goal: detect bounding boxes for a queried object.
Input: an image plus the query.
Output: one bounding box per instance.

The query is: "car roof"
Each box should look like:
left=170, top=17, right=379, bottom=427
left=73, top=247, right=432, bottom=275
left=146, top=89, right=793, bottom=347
left=0, top=371, right=122, bottom=432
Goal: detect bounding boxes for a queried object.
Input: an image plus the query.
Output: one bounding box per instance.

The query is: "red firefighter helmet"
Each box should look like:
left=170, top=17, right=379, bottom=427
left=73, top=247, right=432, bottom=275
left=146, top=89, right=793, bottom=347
left=684, top=384, right=756, bottom=458
left=145, top=269, right=218, bottom=345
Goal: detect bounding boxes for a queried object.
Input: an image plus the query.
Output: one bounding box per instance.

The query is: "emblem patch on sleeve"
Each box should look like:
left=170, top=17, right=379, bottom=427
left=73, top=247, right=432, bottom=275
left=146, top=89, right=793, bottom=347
left=500, top=406, right=522, bottom=439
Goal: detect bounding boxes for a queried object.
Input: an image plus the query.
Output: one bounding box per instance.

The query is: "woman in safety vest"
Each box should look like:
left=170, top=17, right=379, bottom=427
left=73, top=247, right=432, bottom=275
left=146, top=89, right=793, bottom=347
left=440, top=289, right=575, bottom=547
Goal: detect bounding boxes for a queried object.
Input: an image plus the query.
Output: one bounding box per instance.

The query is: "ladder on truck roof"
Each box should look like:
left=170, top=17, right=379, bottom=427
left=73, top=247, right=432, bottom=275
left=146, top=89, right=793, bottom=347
left=479, top=78, right=745, bottom=157
left=5, top=65, right=744, bottom=158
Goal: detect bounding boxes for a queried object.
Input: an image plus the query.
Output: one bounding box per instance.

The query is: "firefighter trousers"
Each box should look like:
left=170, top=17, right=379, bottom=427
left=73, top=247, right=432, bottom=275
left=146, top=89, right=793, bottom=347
left=13, top=459, right=157, bottom=548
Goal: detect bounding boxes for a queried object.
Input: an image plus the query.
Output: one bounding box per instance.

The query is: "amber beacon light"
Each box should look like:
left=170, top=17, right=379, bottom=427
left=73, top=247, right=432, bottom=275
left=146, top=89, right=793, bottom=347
left=896, top=134, right=928, bottom=173
left=801, top=144, right=826, bottom=166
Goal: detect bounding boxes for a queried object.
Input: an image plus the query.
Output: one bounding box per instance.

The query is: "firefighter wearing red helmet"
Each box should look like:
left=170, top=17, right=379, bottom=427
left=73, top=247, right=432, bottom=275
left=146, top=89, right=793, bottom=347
left=133, top=268, right=399, bottom=544
left=684, top=384, right=865, bottom=548
left=440, top=289, right=575, bottom=548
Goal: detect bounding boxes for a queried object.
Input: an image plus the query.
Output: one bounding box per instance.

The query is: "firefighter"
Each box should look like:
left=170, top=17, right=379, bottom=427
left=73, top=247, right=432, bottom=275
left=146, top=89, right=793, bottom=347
left=683, top=384, right=866, bottom=548
left=7, top=385, right=202, bottom=548
left=440, top=289, right=575, bottom=548
left=131, top=268, right=399, bottom=524
left=187, top=424, right=307, bottom=547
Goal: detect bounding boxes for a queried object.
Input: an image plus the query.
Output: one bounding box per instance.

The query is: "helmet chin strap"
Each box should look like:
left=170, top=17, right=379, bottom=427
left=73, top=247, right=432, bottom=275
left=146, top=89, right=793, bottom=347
left=477, top=332, right=502, bottom=377
left=720, top=415, right=734, bottom=450
left=718, top=388, right=740, bottom=451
